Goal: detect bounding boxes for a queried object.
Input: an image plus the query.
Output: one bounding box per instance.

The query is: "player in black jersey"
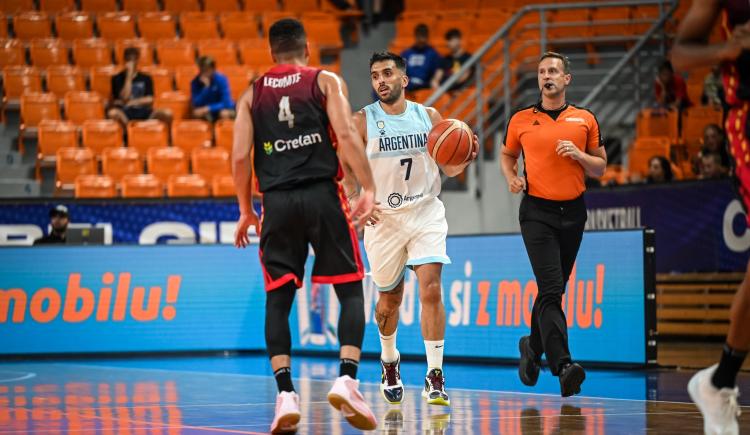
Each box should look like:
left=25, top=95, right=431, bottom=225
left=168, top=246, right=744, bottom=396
left=232, top=19, right=377, bottom=433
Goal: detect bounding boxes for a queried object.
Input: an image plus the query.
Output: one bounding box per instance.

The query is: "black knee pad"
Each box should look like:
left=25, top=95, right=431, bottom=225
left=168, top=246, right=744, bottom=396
left=334, top=281, right=365, bottom=348
left=265, top=283, right=296, bottom=358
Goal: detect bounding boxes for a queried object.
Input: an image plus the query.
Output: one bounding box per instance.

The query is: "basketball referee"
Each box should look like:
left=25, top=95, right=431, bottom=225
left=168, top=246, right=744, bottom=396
left=500, top=52, right=607, bottom=397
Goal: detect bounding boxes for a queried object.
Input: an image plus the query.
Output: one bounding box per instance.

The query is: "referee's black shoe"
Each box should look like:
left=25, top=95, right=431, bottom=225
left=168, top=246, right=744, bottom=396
left=518, top=336, right=541, bottom=386
left=559, top=362, right=586, bottom=397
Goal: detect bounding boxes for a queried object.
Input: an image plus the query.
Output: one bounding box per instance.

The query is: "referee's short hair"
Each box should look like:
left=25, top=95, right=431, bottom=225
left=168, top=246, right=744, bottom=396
left=539, top=51, right=571, bottom=74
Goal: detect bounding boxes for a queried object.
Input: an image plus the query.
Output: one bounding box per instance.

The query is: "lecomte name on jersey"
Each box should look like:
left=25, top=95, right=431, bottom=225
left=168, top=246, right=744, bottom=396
left=264, top=132, right=323, bottom=154
left=378, top=133, right=429, bottom=153
left=263, top=73, right=302, bottom=89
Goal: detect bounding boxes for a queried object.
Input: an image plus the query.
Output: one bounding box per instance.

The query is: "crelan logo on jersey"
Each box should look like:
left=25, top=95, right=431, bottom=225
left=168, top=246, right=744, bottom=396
left=265, top=133, right=323, bottom=155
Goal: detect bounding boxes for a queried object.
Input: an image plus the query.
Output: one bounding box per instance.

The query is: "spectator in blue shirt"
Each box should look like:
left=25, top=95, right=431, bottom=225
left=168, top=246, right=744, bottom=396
left=400, top=24, right=443, bottom=91
left=191, top=56, right=235, bottom=121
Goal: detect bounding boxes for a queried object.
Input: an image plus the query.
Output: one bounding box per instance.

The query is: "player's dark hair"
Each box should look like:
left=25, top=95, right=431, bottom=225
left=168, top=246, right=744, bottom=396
left=414, top=23, right=429, bottom=37
left=658, top=59, right=674, bottom=73
left=123, top=47, right=140, bottom=61
left=539, top=51, right=571, bottom=74
left=445, top=28, right=462, bottom=40
left=268, top=18, right=307, bottom=57
left=369, top=51, right=407, bottom=72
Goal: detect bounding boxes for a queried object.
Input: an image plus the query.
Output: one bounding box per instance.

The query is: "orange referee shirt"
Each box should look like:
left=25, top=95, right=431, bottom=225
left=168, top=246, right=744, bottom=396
left=503, top=103, right=602, bottom=201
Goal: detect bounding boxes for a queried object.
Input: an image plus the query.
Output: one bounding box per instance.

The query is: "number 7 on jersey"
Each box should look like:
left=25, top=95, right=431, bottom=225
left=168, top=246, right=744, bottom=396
left=278, top=96, right=295, bottom=128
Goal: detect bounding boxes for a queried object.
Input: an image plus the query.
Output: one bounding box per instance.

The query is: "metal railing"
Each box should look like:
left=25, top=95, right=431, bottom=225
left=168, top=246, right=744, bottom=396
left=423, top=0, right=678, bottom=196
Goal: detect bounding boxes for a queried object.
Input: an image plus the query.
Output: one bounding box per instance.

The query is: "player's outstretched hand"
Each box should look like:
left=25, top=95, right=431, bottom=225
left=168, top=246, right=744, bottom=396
left=367, top=201, right=382, bottom=226
left=234, top=211, right=260, bottom=248
left=351, top=189, right=375, bottom=229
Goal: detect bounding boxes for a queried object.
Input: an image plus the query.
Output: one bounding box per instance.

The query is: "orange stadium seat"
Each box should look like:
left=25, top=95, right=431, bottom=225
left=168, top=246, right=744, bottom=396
left=156, top=39, right=195, bottom=67
left=138, top=12, right=177, bottom=40
left=121, top=173, right=164, bottom=197
left=238, top=39, right=274, bottom=67
left=628, top=136, right=672, bottom=176
left=433, top=13, right=476, bottom=41
left=636, top=108, right=679, bottom=141
left=73, top=39, right=112, bottom=68
left=64, top=91, right=105, bottom=125
left=472, top=10, right=511, bottom=38
left=114, top=39, right=153, bottom=66
left=98, top=12, right=138, bottom=40
left=214, top=118, right=233, bottom=150
left=40, top=0, right=76, bottom=13
left=0, top=0, right=34, bottom=13
left=591, top=6, right=633, bottom=37
left=56, top=147, right=96, bottom=190
left=284, top=0, right=319, bottom=14
left=82, top=119, right=123, bottom=155
left=89, top=65, right=119, bottom=100
left=0, top=23, right=5, bottom=39
left=404, top=0, right=431, bottom=10
left=180, top=12, right=220, bottom=41
left=154, top=90, right=190, bottom=119
left=174, top=66, right=197, bottom=92
left=121, top=0, right=160, bottom=12
left=172, top=119, right=212, bottom=153
left=46, top=65, right=86, bottom=96
left=2, top=66, right=42, bottom=120
left=0, top=40, right=26, bottom=68
left=192, top=147, right=230, bottom=180
left=80, top=0, right=118, bottom=12
left=547, top=8, right=592, bottom=40
left=141, top=65, right=174, bottom=95
left=683, top=106, right=723, bottom=146
left=197, top=39, right=239, bottom=66
left=56, top=12, right=95, bottom=41
left=301, top=16, right=342, bottom=49
left=37, top=120, right=78, bottom=164
left=128, top=120, right=168, bottom=155
left=162, top=0, right=201, bottom=12
left=75, top=174, right=117, bottom=198
left=204, top=0, right=240, bottom=12
left=14, top=12, right=53, bottom=40
left=244, top=0, right=279, bottom=14
left=220, top=12, right=260, bottom=41
left=20, top=92, right=60, bottom=153
left=102, top=147, right=142, bottom=183
left=219, top=65, right=253, bottom=100
left=148, top=146, right=188, bottom=183
left=29, top=39, right=68, bottom=69
left=440, top=0, right=479, bottom=10
left=168, top=174, right=210, bottom=197
left=212, top=173, right=235, bottom=196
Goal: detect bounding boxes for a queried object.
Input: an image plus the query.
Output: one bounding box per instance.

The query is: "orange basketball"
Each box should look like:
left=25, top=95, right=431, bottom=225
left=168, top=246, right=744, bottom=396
left=427, top=119, right=475, bottom=166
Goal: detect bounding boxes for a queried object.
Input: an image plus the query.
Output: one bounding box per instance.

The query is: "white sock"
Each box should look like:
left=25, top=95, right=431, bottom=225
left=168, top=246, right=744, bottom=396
left=380, top=330, right=399, bottom=363
left=425, top=340, right=444, bottom=372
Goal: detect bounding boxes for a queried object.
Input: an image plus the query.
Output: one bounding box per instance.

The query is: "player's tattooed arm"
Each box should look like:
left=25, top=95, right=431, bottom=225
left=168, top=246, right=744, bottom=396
left=425, top=106, right=478, bottom=177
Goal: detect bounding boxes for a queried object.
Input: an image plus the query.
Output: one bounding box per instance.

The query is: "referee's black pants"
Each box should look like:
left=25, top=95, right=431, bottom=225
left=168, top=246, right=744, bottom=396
left=519, top=194, right=587, bottom=375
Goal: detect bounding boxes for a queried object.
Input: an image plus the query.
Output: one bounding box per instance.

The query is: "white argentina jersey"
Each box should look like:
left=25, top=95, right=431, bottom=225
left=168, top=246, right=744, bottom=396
left=364, top=100, right=441, bottom=213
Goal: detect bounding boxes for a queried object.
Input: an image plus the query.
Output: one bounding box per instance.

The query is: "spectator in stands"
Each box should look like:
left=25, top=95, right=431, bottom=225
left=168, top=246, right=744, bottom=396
left=699, top=152, right=729, bottom=180
left=654, top=60, right=692, bottom=112
left=440, top=28, right=475, bottom=92
left=702, top=66, right=726, bottom=110
left=401, top=24, right=443, bottom=91
left=693, top=124, right=731, bottom=175
left=646, top=156, right=673, bottom=184
left=34, top=205, right=69, bottom=245
left=191, top=56, right=235, bottom=121
left=108, top=48, right=171, bottom=127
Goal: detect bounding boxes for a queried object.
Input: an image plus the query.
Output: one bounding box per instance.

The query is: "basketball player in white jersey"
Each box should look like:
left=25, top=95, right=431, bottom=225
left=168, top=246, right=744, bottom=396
left=344, top=51, right=476, bottom=406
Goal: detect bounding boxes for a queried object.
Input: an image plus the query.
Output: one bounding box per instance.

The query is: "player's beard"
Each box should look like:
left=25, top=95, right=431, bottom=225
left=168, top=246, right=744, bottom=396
left=379, top=82, right=403, bottom=105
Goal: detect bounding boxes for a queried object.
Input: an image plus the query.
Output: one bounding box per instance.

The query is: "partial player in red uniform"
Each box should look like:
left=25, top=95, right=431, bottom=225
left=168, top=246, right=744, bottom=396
left=673, top=1, right=750, bottom=434
left=232, top=18, right=377, bottom=433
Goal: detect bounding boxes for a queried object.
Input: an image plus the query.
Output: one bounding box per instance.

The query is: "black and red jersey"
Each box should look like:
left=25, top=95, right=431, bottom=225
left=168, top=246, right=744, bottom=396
left=721, top=0, right=750, bottom=105
left=251, top=64, right=339, bottom=192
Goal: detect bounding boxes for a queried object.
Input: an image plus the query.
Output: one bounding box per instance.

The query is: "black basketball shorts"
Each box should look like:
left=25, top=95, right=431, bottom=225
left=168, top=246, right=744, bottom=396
left=258, top=179, right=364, bottom=292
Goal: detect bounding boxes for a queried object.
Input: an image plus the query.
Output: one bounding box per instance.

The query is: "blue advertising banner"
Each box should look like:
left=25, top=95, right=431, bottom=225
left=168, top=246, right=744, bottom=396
left=0, top=230, right=650, bottom=364
left=0, top=200, right=259, bottom=246
left=585, top=179, right=750, bottom=273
